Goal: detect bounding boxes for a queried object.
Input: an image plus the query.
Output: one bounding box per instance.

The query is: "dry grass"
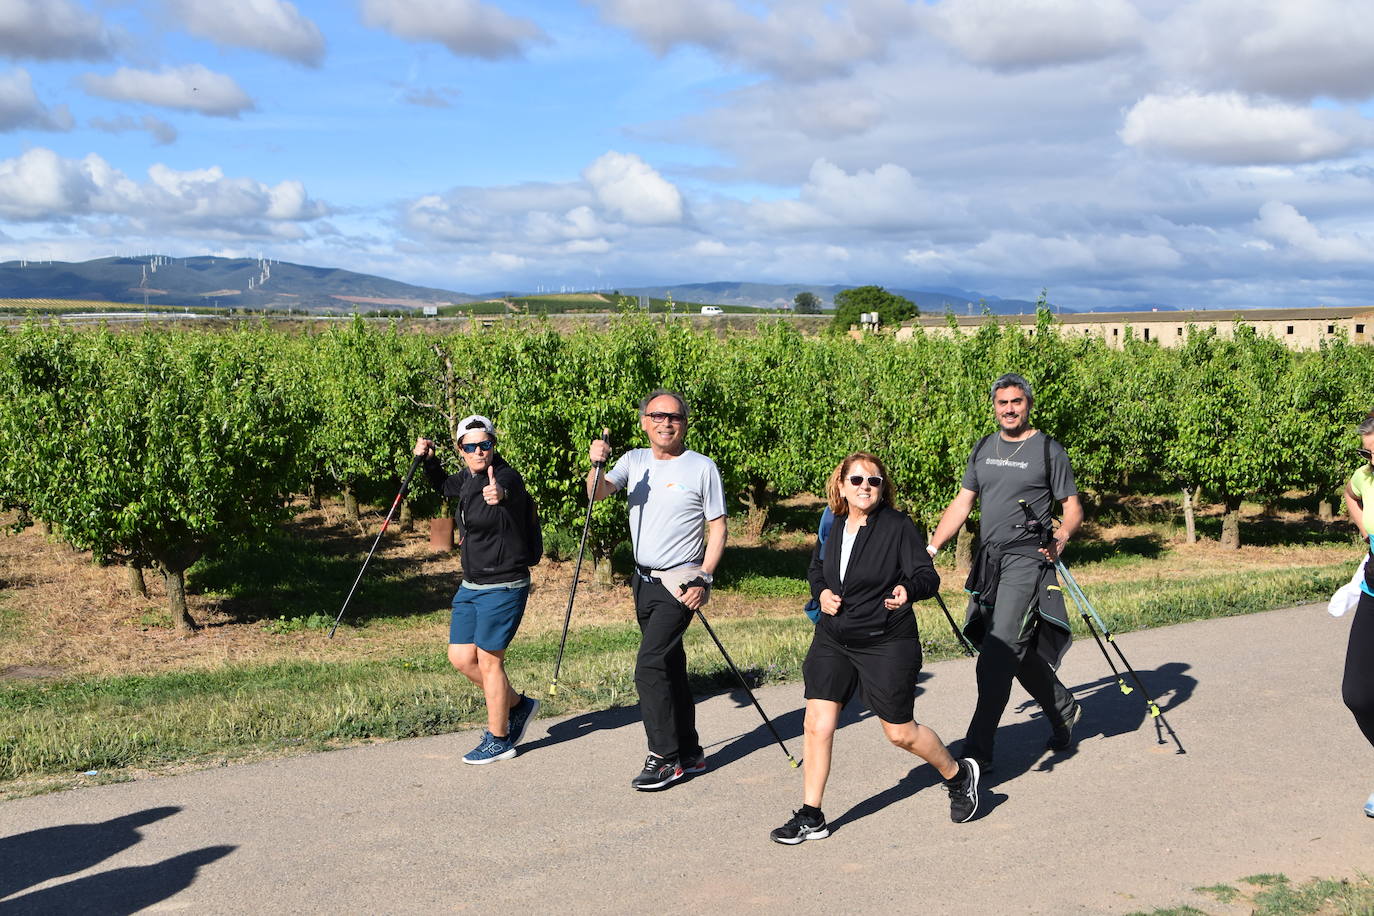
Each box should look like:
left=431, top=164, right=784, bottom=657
left=0, top=495, right=1358, bottom=682
left=0, top=506, right=799, bottom=680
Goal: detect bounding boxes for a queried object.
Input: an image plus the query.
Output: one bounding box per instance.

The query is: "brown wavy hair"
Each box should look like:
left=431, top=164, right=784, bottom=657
left=825, top=452, right=896, bottom=516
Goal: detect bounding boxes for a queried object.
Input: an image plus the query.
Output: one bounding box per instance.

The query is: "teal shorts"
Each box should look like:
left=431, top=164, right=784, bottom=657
left=450, top=582, right=530, bottom=652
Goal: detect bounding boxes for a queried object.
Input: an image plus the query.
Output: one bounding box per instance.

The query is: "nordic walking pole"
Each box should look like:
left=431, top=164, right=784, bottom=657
left=328, top=454, right=424, bottom=638
left=1015, top=501, right=1185, bottom=753
left=933, top=591, right=976, bottom=656
left=549, top=430, right=609, bottom=696
left=1055, top=560, right=1186, bottom=753
left=691, top=602, right=801, bottom=767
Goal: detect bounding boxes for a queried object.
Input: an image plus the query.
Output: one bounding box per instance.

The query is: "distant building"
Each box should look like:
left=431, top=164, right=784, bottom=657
left=897, top=306, right=1374, bottom=350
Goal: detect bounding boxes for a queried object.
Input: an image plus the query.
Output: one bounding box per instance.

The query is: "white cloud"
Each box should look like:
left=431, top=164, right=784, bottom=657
left=0, top=68, right=72, bottom=131
left=1120, top=92, right=1372, bottom=164
left=904, top=230, right=1184, bottom=278
left=1156, top=0, right=1374, bottom=101
left=0, top=147, right=328, bottom=232
left=751, top=159, right=961, bottom=231
left=928, top=0, right=1144, bottom=71
left=1253, top=201, right=1369, bottom=262
left=690, top=239, right=730, bottom=256
left=590, top=0, right=919, bottom=80
left=360, top=0, right=547, bottom=60
left=82, top=65, right=254, bottom=117
left=166, top=0, right=326, bottom=67
left=89, top=113, right=178, bottom=145
left=564, top=238, right=611, bottom=254
left=0, top=0, right=113, bottom=61
left=583, top=152, right=683, bottom=225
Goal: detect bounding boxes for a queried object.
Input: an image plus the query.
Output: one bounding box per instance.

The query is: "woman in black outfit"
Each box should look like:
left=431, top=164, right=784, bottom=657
left=771, top=453, right=982, bottom=844
left=1340, top=410, right=1374, bottom=818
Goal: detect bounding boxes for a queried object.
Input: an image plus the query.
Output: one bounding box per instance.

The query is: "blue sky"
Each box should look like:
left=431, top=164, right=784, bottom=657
left=1, top=0, right=1372, bottom=308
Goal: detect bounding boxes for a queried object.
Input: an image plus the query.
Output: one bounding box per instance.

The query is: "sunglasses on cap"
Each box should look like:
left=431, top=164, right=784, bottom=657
left=646, top=411, right=685, bottom=424
left=847, top=475, right=883, bottom=488
left=460, top=440, right=494, bottom=454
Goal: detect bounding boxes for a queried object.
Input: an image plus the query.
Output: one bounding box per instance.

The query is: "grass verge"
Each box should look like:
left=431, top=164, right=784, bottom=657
left=1129, top=872, right=1374, bottom=915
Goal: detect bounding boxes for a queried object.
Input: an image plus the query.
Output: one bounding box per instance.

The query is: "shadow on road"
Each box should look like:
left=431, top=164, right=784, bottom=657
left=0, top=806, right=182, bottom=900
left=520, top=703, right=643, bottom=755
left=994, top=660, right=1196, bottom=785
left=0, top=845, right=235, bottom=915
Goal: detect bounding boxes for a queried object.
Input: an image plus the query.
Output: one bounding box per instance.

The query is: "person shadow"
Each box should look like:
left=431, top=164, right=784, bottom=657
left=517, top=703, right=643, bottom=755
left=814, top=663, right=1196, bottom=832
left=0, top=807, right=182, bottom=900
left=992, top=659, right=1196, bottom=786
left=0, top=845, right=235, bottom=915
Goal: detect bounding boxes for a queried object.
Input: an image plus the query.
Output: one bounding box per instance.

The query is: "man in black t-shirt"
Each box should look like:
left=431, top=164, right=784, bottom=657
left=927, top=374, right=1084, bottom=768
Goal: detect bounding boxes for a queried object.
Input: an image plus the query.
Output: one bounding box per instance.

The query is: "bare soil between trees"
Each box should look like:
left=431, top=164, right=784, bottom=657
left=0, top=495, right=1357, bottom=682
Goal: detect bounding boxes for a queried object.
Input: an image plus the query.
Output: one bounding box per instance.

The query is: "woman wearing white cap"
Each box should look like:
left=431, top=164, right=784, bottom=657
left=415, top=415, right=543, bottom=764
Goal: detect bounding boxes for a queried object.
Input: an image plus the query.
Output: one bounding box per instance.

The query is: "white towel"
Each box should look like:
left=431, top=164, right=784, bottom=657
left=1328, top=555, right=1367, bottom=618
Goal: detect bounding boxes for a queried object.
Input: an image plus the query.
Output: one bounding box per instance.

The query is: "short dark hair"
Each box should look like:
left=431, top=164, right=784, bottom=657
left=639, top=388, right=689, bottom=420
left=990, top=373, right=1033, bottom=405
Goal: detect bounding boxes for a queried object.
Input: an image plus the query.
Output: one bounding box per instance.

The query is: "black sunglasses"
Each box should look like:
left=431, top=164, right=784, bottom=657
left=847, top=475, right=883, bottom=488
left=646, top=411, right=685, bottom=424
left=1359, top=448, right=1374, bottom=462
left=460, top=440, right=494, bottom=454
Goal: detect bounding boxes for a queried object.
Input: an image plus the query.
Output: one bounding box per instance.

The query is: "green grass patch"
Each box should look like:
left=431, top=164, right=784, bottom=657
left=1133, top=872, right=1374, bottom=915
left=0, top=617, right=814, bottom=786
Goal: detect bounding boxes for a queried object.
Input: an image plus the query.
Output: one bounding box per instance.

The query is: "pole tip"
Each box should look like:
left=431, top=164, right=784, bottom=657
left=789, top=757, right=801, bottom=768
left=547, top=684, right=558, bottom=697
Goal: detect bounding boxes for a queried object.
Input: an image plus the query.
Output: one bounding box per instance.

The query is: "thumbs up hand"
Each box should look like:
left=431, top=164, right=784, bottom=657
left=482, top=466, right=504, bottom=505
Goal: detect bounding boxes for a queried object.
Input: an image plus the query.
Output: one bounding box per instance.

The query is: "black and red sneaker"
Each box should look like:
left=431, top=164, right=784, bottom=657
left=680, top=748, right=707, bottom=777
left=630, top=753, right=682, bottom=790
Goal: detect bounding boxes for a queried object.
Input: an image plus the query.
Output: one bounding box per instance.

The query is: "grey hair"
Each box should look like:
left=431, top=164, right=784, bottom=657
left=990, top=373, right=1034, bottom=404
left=1358, top=410, right=1374, bottom=437
left=639, top=388, right=690, bottom=420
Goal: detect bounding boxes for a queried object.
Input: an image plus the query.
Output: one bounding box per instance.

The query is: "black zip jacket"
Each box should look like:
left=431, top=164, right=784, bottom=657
left=808, top=504, right=940, bottom=646
left=424, top=453, right=535, bottom=584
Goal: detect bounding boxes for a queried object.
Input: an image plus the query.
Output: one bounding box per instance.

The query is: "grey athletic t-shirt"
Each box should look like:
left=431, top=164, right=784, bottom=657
left=961, top=431, right=1076, bottom=547
left=606, top=448, right=727, bottom=569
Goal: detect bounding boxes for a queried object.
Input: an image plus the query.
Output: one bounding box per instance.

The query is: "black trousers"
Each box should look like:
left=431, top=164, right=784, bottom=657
left=1344, top=591, right=1374, bottom=748
left=631, top=574, right=701, bottom=761
left=965, top=554, right=1076, bottom=760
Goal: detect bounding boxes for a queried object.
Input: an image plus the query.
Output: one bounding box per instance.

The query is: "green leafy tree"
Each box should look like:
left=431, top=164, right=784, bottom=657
left=0, top=325, right=306, bottom=630
left=793, top=291, right=821, bottom=314
left=829, top=285, right=917, bottom=333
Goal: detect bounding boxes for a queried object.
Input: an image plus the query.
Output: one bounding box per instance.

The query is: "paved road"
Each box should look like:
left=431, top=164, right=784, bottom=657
left=2, top=604, right=1369, bottom=914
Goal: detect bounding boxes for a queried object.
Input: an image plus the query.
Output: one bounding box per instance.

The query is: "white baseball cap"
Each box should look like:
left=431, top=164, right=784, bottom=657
left=457, top=414, right=495, bottom=439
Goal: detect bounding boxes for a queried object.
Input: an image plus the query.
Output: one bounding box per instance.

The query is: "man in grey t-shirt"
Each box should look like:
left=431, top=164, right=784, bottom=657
left=927, top=373, right=1084, bottom=769
left=589, top=389, right=727, bottom=790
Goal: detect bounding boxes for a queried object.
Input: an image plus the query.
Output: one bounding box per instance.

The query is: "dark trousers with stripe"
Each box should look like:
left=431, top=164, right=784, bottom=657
left=965, top=554, right=1076, bottom=761
left=632, top=574, right=702, bottom=761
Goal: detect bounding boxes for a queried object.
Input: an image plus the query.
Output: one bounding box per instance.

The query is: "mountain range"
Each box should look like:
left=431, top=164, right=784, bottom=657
left=0, top=255, right=1173, bottom=315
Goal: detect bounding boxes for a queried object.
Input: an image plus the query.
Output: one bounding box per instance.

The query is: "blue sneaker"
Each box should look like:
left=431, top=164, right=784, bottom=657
left=463, top=730, right=516, bottom=765
left=507, top=694, right=540, bottom=748
left=1365, top=793, right=1374, bottom=818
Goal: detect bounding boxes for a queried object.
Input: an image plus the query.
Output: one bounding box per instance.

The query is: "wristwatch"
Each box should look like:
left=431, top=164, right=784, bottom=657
left=925, top=545, right=938, bottom=557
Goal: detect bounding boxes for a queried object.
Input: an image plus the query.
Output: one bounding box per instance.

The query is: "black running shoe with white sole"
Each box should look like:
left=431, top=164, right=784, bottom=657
left=770, top=809, right=829, bottom=845
left=947, top=757, right=980, bottom=823
left=631, top=753, right=683, bottom=790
